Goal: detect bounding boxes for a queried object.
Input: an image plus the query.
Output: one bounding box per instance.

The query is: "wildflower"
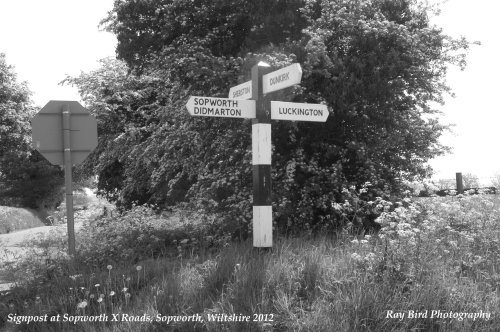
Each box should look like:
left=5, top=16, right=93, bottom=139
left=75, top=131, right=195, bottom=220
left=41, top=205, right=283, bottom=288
left=360, top=240, right=368, bottom=245
left=364, top=235, right=371, bottom=240
left=351, top=253, right=362, bottom=261
left=109, top=291, right=115, bottom=297
left=97, top=297, right=103, bottom=303
left=95, top=284, right=100, bottom=288
left=122, top=287, right=128, bottom=292
left=126, top=277, right=131, bottom=282
left=180, top=239, right=189, bottom=244
left=365, top=252, right=376, bottom=260
left=136, top=265, right=142, bottom=271
left=107, top=265, right=113, bottom=270
left=35, top=296, right=41, bottom=304
left=90, top=294, right=95, bottom=299
left=332, top=202, right=342, bottom=211
left=125, top=293, right=131, bottom=299
left=77, top=300, right=88, bottom=309
left=351, top=239, right=359, bottom=245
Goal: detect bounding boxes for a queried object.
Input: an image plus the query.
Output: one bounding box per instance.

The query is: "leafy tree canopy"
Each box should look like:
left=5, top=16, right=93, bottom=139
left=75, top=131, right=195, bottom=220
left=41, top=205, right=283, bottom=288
left=66, top=0, right=473, bottom=234
left=0, top=53, right=33, bottom=159
left=0, top=53, right=64, bottom=212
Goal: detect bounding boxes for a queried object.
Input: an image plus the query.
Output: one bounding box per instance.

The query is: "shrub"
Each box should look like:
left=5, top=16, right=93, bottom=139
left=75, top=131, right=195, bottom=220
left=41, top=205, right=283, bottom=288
left=75, top=205, right=225, bottom=267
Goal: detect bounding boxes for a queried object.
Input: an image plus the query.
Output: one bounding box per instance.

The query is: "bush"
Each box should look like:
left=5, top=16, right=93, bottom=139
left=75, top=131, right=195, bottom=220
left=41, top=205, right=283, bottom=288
left=75, top=205, right=225, bottom=267
left=0, top=206, right=46, bottom=234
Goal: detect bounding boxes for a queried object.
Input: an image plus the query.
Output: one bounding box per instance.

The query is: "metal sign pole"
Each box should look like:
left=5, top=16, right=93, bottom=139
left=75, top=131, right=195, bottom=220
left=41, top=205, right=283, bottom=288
left=62, top=104, right=76, bottom=256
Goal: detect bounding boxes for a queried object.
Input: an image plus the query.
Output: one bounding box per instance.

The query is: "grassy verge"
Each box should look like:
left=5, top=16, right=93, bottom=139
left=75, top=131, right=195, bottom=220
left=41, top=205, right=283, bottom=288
left=0, top=207, right=46, bottom=234
left=1, top=194, right=499, bottom=331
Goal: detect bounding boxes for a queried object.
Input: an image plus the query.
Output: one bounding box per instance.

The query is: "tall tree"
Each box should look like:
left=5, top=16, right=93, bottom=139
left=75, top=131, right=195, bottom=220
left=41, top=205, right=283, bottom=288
left=67, top=0, right=473, bottom=233
left=0, top=53, right=64, bottom=212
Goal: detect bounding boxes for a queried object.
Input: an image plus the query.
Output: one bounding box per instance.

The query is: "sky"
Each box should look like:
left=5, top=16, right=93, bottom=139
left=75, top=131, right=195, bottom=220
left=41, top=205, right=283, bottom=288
left=0, top=0, right=116, bottom=106
left=427, top=0, right=500, bottom=184
left=0, top=0, right=499, bottom=185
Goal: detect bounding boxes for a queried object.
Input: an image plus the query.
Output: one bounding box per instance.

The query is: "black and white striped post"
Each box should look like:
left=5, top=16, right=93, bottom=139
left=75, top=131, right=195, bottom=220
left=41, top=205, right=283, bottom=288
left=187, top=61, right=328, bottom=248
left=251, top=62, right=273, bottom=247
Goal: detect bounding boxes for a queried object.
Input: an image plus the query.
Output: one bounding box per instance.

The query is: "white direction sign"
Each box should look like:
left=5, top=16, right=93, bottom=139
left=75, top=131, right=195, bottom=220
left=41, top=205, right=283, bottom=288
left=228, top=80, right=252, bottom=100
left=271, top=101, right=329, bottom=122
left=263, top=63, right=302, bottom=94
left=186, top=96, right=256, bottom=119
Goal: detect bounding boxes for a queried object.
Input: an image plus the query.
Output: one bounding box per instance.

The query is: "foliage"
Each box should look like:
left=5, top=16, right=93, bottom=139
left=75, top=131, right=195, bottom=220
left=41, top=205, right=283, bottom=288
left=0, top=54, right=33, bottom=160
left=491, top=173, right=500, bottom=189
left=0, top=206, right=45, bottom=234
left=434, top=177, right=455, bottom=190
left=64, top=0, right=474, bottom=234
left=75, top=205, right=224, bottom=268
left=462, top=172, right=480, bottom=188
left=3, top=193, right=499, bottom=331
left=0, top=53, right=64, bottom=212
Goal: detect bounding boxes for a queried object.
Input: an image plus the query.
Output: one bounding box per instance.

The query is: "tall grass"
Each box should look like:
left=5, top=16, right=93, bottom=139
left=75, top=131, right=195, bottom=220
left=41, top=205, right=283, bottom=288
left=1, top=193, right=499, bottom=331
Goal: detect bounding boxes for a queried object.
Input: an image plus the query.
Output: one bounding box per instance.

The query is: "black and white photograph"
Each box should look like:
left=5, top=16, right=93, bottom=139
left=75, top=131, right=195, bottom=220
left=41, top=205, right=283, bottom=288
left=0, top=0, right=499, bottom=331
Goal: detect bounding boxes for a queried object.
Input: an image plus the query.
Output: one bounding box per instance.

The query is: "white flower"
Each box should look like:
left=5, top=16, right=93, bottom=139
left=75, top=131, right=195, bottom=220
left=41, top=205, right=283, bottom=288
left=365, top=252, right=376, bottom=260
left=77, top=300, right=88, bottom=309
left=332, top=202, right=342, bottom=211
left=351, top=253, right=362, bottom=260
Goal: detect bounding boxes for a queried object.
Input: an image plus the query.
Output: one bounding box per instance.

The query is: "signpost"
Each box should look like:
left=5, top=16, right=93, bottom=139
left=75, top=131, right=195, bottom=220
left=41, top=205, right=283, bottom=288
left=228, top=80, right=252, bottom=100
left=186, top=96, right=256, bottom=119
left=32, top=100, right=97, bottom=256
left=270, top=101, right=328, bottom=122
left=262, top=63, right=302, bottom=94
left=186, top=62, right=329, bottom=248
